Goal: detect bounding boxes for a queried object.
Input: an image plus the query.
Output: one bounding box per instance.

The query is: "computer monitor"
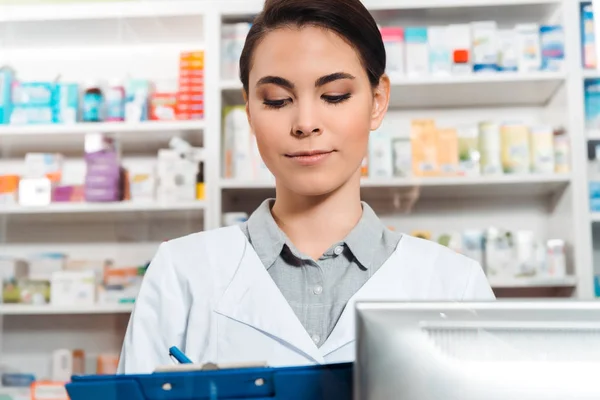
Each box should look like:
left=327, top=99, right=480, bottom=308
left=355, top=301, right=600, bottom=400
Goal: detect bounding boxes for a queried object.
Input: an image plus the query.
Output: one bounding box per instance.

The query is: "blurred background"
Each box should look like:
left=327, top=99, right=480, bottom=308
left=0, top=0, right=598, bottom=398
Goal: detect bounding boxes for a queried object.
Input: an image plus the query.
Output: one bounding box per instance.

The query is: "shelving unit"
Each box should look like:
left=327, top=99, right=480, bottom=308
left=0, top=0, right=596, bottom=383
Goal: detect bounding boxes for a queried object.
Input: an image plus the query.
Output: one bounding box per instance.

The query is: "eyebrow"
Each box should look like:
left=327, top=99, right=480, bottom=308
left=255, top=72, right=356, bottom=90
left=315, top=72, right=355, bottom=87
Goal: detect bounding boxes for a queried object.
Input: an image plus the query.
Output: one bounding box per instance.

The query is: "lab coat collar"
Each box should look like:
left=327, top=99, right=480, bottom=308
left=214, top=229, right=326, bottom=364
left=215, top=227, right=406, bottom=363
left=319, top=238, right=406, bottom=357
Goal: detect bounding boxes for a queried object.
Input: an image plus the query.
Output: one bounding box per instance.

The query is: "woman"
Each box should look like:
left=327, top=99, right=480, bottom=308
left=117, top=0, right=494, bottom=374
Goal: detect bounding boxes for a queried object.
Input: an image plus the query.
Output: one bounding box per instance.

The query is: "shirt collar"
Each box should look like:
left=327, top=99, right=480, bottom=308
left=246, top=199, right=286, bottom=269
left=246, top=199, right=387, bottom=270
left=342, top=202, right=386, bottom=269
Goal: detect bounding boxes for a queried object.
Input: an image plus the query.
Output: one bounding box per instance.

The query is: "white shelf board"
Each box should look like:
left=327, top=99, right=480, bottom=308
left=0, top=1, right=208, bottom=22
left=583, top=69, right=600, bottom=79
left=0, top=303, right=134, bottom=315
left=488, top=276, right=578, bottom=289
left=219, top=0, right=559, bottom=16
left=220, top=174, right=571, bottom=199
left=0, top=386, right=30, bottom=398
left=590, top=213, right=600, bottom=223
left=0, top=121, right=205, bottom=137
left=222, top=72, right=566, bottom=109
left=0, top=201, right=207, bottom=216
left=587, top=129, right=600, bottom=141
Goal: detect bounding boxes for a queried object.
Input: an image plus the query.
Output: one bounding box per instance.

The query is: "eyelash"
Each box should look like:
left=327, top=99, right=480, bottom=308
left=262, top=93, right=352, bottom=109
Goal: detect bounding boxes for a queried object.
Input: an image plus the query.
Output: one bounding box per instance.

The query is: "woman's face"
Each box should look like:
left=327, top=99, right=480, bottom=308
left=246, top=26, right=390, bottom=196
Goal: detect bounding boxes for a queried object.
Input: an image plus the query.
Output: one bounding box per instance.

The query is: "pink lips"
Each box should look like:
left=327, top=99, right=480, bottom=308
left=285, top=150, right=334, bottom=166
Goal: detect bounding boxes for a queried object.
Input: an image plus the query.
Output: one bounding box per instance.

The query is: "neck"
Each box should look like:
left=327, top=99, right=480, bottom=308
left=271, top=170, right=363, bottom=259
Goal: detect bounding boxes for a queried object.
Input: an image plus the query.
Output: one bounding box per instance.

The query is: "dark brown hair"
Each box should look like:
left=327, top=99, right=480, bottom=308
left=239, top=0, right=386, bottom=94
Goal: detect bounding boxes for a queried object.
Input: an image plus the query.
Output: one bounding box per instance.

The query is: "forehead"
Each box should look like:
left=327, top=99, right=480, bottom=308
left=250, top=26, right=365, bottom=81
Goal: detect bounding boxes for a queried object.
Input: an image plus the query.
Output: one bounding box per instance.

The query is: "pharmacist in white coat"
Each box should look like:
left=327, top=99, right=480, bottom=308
left=117, top=0, right=495, bottom=374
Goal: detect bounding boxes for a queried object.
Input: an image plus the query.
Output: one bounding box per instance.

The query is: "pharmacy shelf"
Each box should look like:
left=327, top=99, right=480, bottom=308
left=0, top=121, right=205, bottom=137
left=220, top=175, right=571, bottom=199
left=222, top=72, right=566, bottom=109
left=219, top=0, right=560, bottom=17
left=0, top=201, right=207, bottom=216
left=587, top=129, right=600, bottom=141
left=0, top=303, right=134, bottom=316
left=590, top=213, right=600, bottom=223
left=488, top=276, right=578, bottom=289
left=0, top=386, right=30, bottom=399
left=583, top=69, right=600, bottom=79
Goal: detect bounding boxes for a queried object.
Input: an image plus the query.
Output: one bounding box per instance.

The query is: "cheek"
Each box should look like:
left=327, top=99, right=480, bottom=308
left=330, top=97, right=372, bottom=149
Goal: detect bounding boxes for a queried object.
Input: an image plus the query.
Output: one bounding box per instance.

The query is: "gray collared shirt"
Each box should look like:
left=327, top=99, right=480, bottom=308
left=240, top=199, right=402, bottom=347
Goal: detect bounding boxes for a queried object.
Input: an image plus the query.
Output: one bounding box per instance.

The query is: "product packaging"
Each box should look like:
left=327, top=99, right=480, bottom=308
left=368, top=123, right=394, bottom=178
left=585, top=78, right=600, bottom=130
left=0, top=67, right=13, bottom=124
left=427, top=26, right=451, bottom=76
left=125, top=79, right=152, bottom=122
left=18, top=178, right=52, bottom=207
left=447, top=24, right=472, bottom=74
left=392, top=137, right=412, bottom=177
left=106, top=81, right=126, bottom=122
left=544, top=239, right=567, bottom=278
left=150, top=92, right=177, bottom=121
left=405, top=27, right=429, bottom=76
left=581, top=2, right=597, bottom=69
left=10, top=81, right=56, bottom=125
left=221, top=23, right=251, bottom=80
left=178, top=50, right=204, bottom=120
left=410, top=119, right=438, bottom=177
left=540, top=25, right=565, bottom=71
left=514, top=230, right=536, bottom=277
left=380, top=27, right=405, bottom=79
left=223, top=106, right=253, bottom=180
left=24, top=152, right=64, bottom=182
left=553, top=129, right=570, bottom=173
left=484, top=227, right=514, bottom=278
left=497, top=29, right=518, bottom=72
left=471, top=21, right=498, bottom=73
left=462, top=230, right=485, bottom=268
left=529, top=125, right=555, bottom=173
left=500, top=123, right=530, bottom=174
left=128, top=167, right=156, bottom=202
left=0, top=175, right=19, bottom=205
left=478, top=121, right=502, bottom=175
left=515, top=23, right=542, bottom=72
left=457, top=125, right=481, bottom=176
left=50, top=270, right=96, bottom=306
left=156, top=148, right=197, bottom=203
left=437, top=128, right=459, bottom=175
left=82, top=81, right=104, bottom=122
left=54, top=83, right=79, bottom=124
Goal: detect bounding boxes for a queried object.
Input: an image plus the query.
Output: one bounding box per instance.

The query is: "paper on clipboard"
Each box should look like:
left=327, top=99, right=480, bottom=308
left=154, top=361, right=268, bottom=373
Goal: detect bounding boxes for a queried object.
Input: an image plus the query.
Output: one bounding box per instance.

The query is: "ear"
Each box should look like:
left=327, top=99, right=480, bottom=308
left=370, top=74, right=391, bottom=131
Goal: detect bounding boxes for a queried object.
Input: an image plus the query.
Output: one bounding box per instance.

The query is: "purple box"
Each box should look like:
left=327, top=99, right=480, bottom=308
left=52, top=186, right=74, bottom=202
left=85, top=150, right=120, bottom=165
left=84, top=186, right=120, bottom=202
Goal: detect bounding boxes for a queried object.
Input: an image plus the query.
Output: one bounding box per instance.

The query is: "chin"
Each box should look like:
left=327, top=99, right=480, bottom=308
left=280, top=174, right=348, bottom=196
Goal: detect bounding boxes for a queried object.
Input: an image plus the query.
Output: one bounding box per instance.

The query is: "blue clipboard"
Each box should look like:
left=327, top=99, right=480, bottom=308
left=65, top=362, right=352, bottom=400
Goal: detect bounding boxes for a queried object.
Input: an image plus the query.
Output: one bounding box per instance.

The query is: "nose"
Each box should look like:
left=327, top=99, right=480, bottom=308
left=292, top=101, right=322, bottom=137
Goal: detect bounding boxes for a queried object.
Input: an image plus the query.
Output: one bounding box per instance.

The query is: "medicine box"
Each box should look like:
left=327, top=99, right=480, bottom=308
left=0, top=67, right=14, bottom=124
left=471, top=21, right=498, bottom=72
left=428, top=26, right=451, bottom=76
left=50, top=270, right=96, bottom=306
left=585, top=78, right=600, bottom=130
left=380, top=27, right=405, bottom=79
left=581, top=2, right=597, bottom=69
left=515, top=23, right=542, bottom=72
left=540, top=25, right=565, bottom=71
left=404, top=27, right=429, bottom=76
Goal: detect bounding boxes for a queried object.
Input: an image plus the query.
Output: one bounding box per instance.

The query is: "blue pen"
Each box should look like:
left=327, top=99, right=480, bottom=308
left=169, top=346, right=193, bottom=364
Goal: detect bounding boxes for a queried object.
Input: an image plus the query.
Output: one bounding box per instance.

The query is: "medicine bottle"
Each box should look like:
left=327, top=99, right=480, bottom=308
left=83, top=81, right=104, bottom=122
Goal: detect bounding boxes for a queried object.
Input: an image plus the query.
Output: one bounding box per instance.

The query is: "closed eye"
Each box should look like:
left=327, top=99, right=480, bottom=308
left=322, top=93, right=351, bottom=104
left=263, top=98, right=291, bottom=109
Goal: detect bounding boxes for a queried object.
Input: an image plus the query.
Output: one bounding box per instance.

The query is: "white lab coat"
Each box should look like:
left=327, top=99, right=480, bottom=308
left=117, top=226, right=495, bottom=374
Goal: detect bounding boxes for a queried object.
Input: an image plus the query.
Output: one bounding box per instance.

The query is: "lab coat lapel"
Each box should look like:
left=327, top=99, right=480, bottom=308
left=319, top=248, right=407, bottom=357
left=214, top=234, right=325, bottom=364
